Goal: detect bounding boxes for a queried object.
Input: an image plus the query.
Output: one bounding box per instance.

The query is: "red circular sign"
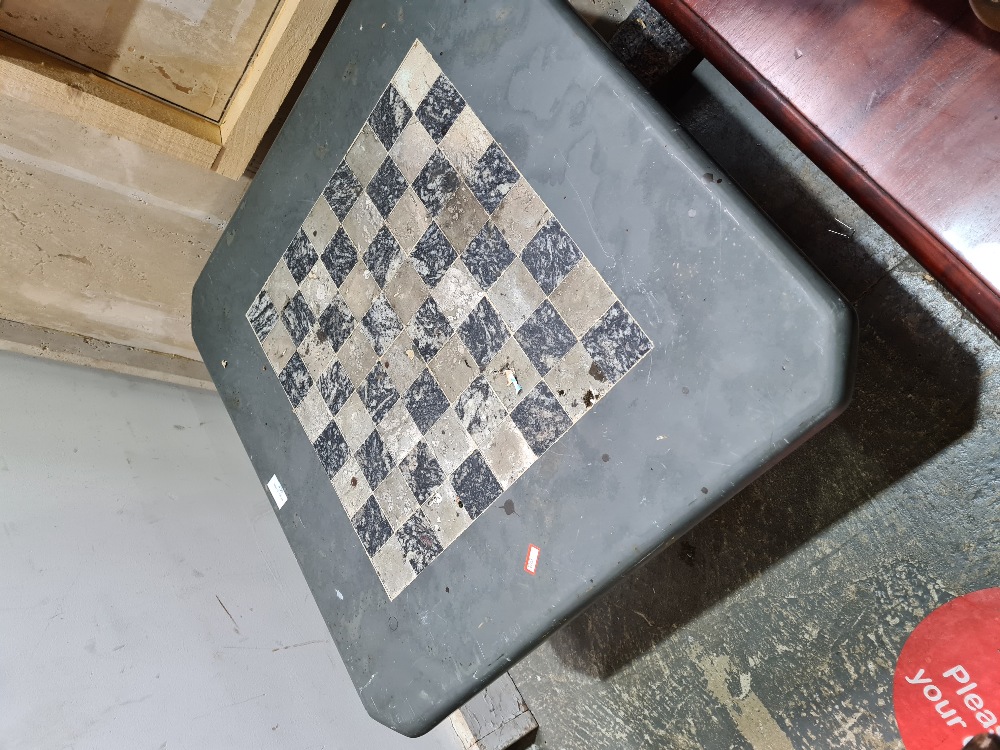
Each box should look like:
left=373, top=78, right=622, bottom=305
left=894, top=588, right=1000, bottom=750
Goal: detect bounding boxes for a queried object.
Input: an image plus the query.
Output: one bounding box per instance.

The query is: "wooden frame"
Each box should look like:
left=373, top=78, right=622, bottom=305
left=650, top=0, right=1000, bottom=338
left=0, top=0, right=341, bottom=180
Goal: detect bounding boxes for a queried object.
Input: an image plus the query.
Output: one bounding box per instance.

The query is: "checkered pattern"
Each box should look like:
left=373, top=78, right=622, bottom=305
left=246, top=39, right=653, bottom=600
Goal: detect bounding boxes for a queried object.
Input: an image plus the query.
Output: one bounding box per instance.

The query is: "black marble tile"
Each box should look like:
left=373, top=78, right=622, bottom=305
left=358, top=362, right=399, bottom=424
left=404, top=368, right=450, bottom=434
left=409, top=297, right=453, bottom=361
left=316, top=293, right=355, bottom=352
left=581, top=301, right=653, bottom=383
left=368, top=84, right=412, bottom=150
left=451, top=451, right=503, bottom=520
left=278, top=352, right=313, bottom=408
left=467, top=143, right=520, bottom=214
left=462, top=223, right=514, bottom=290
left=410, top=222, right=457, bottom=288
left=521, top=217, right=584, bottom=295
left=399, top=441, right=445, bottom=505
left=414, top=74, right=466, bottom=143
left=510, top=381, right=573, bottom=456
left=361, top=293, right=404, bottom=356
left=313, top=421, right=350, bottom=479
left=320, top=228, right=358, bottom=287
left=397, top=510, right=444, bottom=574
left=457, top=297, right=510, bottom=370
left=363, top=227, right=403, bottom=288
left=412, top=150, right=461, bottom=218
left=366, top=156, right=408, bottom=218
left=323, top=159, right=363, bottom=221
left=352, top=495, right=393, bottom=557
left=283, top=229, right=319, bottom=284
left=454, top=374, right=507, bottom=441
left=248, top=290, right=277, bottom=342
left=317, top=359, right=354, bottom=416
left=514, top=300, right=577, bottom=376
left=281, top=291, right=316, bottom=347
left=608, top=1, right=692, bottom=89
left=356, top=430, right=394, bottom=491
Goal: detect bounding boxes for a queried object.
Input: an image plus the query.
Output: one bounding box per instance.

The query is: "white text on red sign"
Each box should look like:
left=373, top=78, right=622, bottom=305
left=904, top=664, right=998, bottom=735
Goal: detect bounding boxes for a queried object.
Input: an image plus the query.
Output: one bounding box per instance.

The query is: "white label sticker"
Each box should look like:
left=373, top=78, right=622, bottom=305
left=524, top=544, right=540, bottom=575
left=267, top=474, right=289, bottom=509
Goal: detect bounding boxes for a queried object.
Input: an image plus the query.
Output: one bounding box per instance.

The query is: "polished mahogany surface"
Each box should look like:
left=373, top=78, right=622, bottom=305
left=653, top=0, right=1000, bottom=334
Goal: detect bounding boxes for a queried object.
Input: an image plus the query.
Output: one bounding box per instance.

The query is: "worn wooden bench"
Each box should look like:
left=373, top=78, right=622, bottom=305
left=193, top=0, right=855, bottom=736
left=653, top=0, right=1000, bottom=337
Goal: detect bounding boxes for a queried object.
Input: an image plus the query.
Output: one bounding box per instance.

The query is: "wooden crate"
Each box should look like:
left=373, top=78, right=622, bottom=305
left=0, top=0, right=341, bottom=179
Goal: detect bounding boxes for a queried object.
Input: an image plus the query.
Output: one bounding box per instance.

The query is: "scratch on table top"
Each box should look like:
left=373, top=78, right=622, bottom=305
left=0, top=143, right=227, bottom=228
left=360, top=672, right=378, bottom=692
left=272, top=639, right=326, bottom=652
left=558, top=152, right=615, bottom=268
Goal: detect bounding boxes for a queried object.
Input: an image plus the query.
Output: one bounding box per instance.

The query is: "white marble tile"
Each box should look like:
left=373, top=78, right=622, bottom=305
left=391, top=40, right=443, bottom=111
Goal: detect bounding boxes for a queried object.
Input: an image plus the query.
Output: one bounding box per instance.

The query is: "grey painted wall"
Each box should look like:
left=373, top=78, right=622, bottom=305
left=0, top=351, right=460, bottom=750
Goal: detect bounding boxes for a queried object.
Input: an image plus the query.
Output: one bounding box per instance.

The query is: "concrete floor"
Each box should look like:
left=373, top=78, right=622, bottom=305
left=512, top=4, right=1000, bottom=748
left=0, top=351, right=465, bottom=750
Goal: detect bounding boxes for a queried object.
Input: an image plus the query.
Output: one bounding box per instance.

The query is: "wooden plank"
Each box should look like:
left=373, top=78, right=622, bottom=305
left=450, top=673, right=538, bottom=750
left=0, top=0, right=283, bottom=121
left=0, top=34, right=221, bottom=169
left=0, top=317, right=214, bottom=391
left=0, top=94, right=247, bottom=361
left=214, top=0, right=341, bottom=179
left=651, top=0, right=1000, bottom=337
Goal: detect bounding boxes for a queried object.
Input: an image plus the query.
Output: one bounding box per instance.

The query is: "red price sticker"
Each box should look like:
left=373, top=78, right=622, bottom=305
left=524, top=544, right=540, bottom=575
left=894, top=588, right=1000, bottom=750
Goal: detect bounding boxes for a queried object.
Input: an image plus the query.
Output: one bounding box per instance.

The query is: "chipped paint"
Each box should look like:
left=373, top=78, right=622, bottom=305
left=693, top=649, right=795, bottom=750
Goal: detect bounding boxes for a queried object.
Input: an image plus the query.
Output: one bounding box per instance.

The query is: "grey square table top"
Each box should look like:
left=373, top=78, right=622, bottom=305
left=193, top=0, right=856, bottom=736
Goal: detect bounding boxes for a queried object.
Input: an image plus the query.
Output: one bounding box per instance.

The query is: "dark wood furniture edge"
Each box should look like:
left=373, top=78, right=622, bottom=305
left=650, top=0, right=1000, bottom=336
